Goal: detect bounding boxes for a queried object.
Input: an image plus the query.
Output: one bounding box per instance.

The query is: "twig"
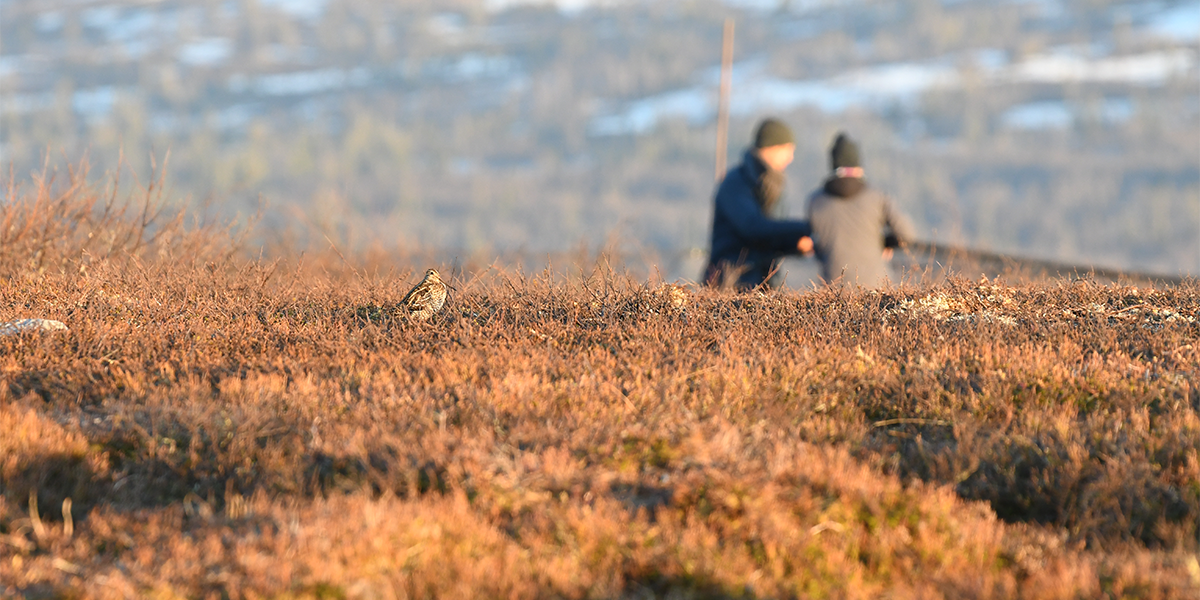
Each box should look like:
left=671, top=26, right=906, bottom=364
left=872, top=417, right=953, bottom=428
left=62, top=498, right=74, bottom=539
left=682, top=365, right=718, bottom=380
left=809, top=521, right=846, bottom=536
left=29, top=491, right=47, bottom=542
left=0, top=534, right=34, bottom=552
left=1110, top=303, right=1148, bottom=316
left=53, top=557, right=83, bottom=575
left=322, top=232, right=364, bottom=282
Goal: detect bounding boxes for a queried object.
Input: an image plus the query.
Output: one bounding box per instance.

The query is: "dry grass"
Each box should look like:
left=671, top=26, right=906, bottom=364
left=1, top=165, right=1198, bottom=598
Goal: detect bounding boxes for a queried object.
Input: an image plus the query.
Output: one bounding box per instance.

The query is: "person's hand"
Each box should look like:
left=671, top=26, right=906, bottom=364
left=797, top=236, right=813, bottom=255
left=882, top=248, right=894, bottom=261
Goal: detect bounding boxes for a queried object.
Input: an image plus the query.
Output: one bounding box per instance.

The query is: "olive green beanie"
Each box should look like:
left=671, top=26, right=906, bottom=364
left=830, top=132, right=861, bottom=169
left=754, top=118, right=795, bottom=148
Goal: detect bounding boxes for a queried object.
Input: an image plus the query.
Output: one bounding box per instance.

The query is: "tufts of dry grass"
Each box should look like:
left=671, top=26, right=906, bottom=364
left=1, top=165, right=1198, bottom=598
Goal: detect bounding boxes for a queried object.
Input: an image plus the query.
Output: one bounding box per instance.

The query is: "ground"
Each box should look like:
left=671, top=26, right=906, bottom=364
left=1, top=174, right=1198, bottom=598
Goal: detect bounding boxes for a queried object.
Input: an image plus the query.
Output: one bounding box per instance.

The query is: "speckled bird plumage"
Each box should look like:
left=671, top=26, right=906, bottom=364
left=400, top=268, right=448, bottom=320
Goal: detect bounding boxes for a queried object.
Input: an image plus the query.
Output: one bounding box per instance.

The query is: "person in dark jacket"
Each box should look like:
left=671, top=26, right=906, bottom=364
left=704, top=118, right=813, bottom=290
left=807, top=132, right=917, bottom=289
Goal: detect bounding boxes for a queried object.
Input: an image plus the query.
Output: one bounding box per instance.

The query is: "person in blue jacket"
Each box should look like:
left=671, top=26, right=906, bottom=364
left=704, top=118, right=813, bottom=290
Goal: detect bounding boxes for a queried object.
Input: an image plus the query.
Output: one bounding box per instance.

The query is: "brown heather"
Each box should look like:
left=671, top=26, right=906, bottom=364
left=1, top=165, right=1198, bottom=599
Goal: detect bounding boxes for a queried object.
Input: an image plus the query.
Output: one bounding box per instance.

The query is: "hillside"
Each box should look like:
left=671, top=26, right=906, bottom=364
left=1, top=169, right=1198, bottom=597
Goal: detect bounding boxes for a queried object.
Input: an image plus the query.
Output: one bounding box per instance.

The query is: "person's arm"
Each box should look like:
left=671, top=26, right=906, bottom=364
left=879, top=195, right=916, bottom=261
left=716, top=182, right=811, bottom=253
left=881, top=195, right=917, bottom=246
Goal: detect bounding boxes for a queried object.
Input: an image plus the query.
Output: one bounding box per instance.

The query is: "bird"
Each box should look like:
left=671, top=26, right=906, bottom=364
left=399, top=268, right=448, bottom=321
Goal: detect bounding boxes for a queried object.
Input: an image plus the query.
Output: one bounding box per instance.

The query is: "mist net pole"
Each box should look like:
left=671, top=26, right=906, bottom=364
left=714, top=18, right=734, bottom=183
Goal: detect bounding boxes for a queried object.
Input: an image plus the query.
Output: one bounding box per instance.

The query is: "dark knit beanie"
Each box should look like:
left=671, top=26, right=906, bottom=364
left=830, top=132, right=861, bottom=169
left=754, top=118, right=795, bottom=148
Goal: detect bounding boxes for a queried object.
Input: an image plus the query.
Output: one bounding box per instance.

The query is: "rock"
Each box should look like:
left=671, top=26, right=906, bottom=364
left=0, top=319, right=68, bottom=336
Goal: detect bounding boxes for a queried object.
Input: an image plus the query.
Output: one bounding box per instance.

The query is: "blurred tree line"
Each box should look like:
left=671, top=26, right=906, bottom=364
left=1, top=0, right=1196, bottom=277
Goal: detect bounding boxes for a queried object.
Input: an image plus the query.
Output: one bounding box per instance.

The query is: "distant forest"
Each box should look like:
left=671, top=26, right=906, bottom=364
left=1, top=0, right=1197, bottom=279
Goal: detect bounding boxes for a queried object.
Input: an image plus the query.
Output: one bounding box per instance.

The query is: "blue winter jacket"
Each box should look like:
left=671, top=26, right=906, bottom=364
left=705, top=150, right=812, bottom=289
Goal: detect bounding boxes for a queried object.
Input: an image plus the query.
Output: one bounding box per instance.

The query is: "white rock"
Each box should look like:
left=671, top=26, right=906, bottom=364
left=0, top=319, right=68, bottom=336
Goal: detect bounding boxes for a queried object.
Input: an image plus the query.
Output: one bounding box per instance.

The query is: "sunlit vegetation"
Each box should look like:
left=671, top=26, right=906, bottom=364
left=1, top=167, right=1197, bottom=597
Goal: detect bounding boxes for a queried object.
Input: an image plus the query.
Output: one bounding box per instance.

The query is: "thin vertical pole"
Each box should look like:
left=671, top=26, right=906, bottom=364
left=714, top=18, right=734, bottom=183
